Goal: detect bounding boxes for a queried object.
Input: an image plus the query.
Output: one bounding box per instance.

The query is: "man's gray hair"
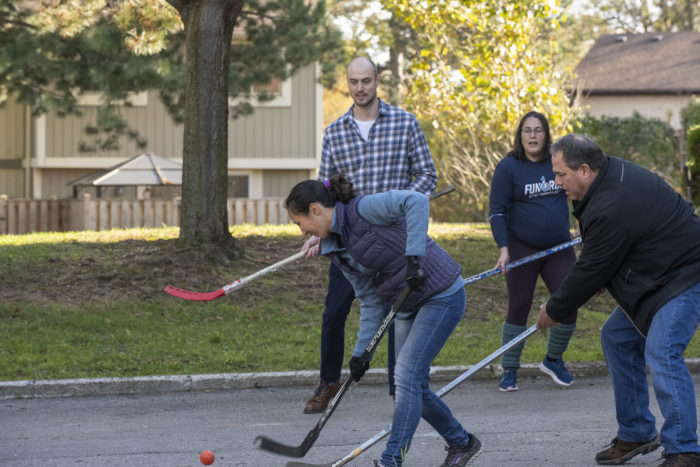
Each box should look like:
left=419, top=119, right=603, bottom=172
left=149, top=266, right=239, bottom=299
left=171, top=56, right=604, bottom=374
left=551, top=133, right=605, bottom=171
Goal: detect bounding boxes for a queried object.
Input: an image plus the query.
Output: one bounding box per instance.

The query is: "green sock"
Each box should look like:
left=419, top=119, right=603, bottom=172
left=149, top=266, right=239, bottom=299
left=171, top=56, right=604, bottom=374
left=547, top=322, right=577, bottom=360
left=501, top=322, right=527, bottom=370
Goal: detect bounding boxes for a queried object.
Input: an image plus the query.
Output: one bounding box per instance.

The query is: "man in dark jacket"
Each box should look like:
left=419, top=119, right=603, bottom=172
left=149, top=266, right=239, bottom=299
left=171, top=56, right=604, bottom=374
left=536, top=134, right=700, bottom=466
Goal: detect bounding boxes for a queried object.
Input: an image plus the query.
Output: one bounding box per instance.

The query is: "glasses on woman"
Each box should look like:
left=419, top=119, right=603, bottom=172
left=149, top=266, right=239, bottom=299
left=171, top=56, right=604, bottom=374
left=523, top=128, right=544, bottom=136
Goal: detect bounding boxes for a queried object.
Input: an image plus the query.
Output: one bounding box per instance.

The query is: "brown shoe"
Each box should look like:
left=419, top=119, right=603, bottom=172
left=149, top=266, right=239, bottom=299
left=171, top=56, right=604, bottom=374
left=303, top=381, right=341, bottom=414
left=595, top=434, right=661, bottom=465
left=660, top=451, right=700, bottom=466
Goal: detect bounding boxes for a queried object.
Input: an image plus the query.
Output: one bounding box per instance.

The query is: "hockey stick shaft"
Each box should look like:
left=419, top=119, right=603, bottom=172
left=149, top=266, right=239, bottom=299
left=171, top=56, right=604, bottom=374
left=285, top=325, right=538, bottom=467
left=462, top=236, right=581, bottom=286
left=223, top=251, right=306, bottom=294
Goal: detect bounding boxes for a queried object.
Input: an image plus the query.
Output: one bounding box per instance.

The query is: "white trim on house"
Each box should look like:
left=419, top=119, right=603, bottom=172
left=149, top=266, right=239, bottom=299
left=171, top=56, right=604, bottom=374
left=33, top=156, right=318, bottom=170
left=32, top=169, right=42, bottom=199
left=32, top=157, right=130, bottom=168
left=314, top=62, right=323, bottom=174
left=33, top=114, right=46, bottom=164
left=250, top=170, right=264, bottom=198
left=227, top=158, right=318, bottom=169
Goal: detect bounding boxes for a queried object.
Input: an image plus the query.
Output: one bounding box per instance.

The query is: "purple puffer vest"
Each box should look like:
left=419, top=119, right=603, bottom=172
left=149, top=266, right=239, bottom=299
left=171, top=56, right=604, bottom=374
left=326, top=197, right=462, bottom=314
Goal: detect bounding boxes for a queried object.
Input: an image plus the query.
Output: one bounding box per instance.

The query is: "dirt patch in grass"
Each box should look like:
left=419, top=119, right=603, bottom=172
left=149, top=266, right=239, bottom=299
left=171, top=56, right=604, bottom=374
left=1, top=226, right=618, bottom=323
left=1, top=234, right=329, bottom=308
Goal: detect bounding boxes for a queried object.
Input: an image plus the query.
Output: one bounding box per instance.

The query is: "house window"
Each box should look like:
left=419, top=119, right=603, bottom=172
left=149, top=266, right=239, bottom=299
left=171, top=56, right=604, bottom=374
left=228, top=175, right=249, bottom=198
left=252, top=78, right=282, bottom=95
left=229, top=77, right=292, bottom=108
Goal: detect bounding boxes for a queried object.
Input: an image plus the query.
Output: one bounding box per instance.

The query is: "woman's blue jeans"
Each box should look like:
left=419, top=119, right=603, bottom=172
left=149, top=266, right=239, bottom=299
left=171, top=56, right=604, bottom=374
left=381, top=288, right=470, bottom=467
left=601, top=281, right=700, bottom=455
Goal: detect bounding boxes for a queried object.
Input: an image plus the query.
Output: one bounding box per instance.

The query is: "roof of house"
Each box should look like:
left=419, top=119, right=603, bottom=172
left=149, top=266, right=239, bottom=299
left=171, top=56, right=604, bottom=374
left=68, top=153, right=182, bottom=186
left=573, top=31, right=700, bottom=95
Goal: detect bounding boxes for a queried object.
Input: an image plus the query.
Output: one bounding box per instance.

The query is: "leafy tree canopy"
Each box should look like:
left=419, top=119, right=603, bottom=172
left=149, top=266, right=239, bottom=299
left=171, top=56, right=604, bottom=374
left=379, top=0, right=580, bottom=213
left=0, top=0, right=340, bottom=151
left=589, top=0, right=699, bottom=33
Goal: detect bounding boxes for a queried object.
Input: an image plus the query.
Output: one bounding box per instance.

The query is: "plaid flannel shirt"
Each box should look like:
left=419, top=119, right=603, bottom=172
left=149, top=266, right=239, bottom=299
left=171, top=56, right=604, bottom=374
left=318, top=99, right=437, bottom=195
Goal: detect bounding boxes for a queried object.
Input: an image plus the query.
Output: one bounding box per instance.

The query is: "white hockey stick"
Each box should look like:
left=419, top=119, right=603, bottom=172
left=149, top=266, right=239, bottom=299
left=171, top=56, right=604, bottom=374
left=285, top=325, right=538, bottom=467
left=164, top=251, right=305, bottom=301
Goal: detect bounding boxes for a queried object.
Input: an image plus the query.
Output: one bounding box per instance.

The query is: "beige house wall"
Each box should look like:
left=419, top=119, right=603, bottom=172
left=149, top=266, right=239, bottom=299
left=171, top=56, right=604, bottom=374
left=41, top=169, right=94, bottom=199
left=582, top=94, right=693, bottom=129
left=0, top=96, right=25, bottom=160
left=0, top=64, right=322, bottom=201
left=263, top=169, right=315, bottom=197
left=0, top=169, right=25, bottom=197
left=0, top=96, right=28, bottom=197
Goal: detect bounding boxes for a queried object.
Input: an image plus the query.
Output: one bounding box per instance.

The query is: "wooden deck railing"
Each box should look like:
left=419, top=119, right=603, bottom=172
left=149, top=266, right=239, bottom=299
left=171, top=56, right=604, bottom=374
left=0, top=195, right=290, bottom=235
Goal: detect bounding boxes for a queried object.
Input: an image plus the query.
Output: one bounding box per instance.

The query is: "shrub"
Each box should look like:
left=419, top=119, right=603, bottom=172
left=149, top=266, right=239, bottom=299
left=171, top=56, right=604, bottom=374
left=681, top=98, right=700, bottom=133
left=574, top=112, right=680, bottom=188
left=687, top=123, right=700, bottom=208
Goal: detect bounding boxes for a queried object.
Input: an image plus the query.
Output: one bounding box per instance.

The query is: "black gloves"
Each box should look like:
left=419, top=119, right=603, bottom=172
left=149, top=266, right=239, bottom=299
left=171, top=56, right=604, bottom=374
left=349, top=356, right=369, bottom=382
left=406, top=256, right=427, bottom=290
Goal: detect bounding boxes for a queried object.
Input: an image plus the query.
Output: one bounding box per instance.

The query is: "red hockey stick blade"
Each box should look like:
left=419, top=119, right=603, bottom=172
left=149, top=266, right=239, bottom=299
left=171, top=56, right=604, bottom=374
left=163, top=285, right=225, bottom=301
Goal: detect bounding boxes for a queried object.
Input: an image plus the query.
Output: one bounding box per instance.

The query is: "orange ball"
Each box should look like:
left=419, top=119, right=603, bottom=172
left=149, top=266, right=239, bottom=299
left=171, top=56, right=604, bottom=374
left=200, top=449, right=215, bottom=465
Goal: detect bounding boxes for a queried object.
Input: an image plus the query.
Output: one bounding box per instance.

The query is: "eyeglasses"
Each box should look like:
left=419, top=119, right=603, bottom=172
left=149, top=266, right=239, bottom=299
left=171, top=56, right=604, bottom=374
left=523, top=128, right=544, bottom=136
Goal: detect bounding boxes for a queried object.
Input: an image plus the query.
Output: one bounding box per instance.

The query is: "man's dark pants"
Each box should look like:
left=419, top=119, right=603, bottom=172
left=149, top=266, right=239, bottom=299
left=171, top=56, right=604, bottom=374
left=321, top=262, right=396, bottom=394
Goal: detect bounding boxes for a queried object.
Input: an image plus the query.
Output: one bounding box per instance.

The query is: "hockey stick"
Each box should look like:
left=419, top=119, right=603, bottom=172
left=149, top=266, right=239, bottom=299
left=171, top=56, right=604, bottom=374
left=284, top=324, right=538, bottom=467
left=164, top=185, right=455, bottom=302
left=164, top=251, right=305, bottom=301
left=255, top=287, right=412, bottom=458
left=255, top=185, right=456, bottom=458
left=462, top=236, right=581, bottom=286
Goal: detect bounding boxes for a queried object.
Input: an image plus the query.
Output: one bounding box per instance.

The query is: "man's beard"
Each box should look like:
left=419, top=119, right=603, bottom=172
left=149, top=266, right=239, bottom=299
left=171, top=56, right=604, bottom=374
left=353, top=90, right=377, bottom=108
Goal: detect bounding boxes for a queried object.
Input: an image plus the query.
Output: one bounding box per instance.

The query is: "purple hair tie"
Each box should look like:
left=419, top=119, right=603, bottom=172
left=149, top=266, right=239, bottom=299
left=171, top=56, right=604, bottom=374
left=323, top=179, right=331, bottom=190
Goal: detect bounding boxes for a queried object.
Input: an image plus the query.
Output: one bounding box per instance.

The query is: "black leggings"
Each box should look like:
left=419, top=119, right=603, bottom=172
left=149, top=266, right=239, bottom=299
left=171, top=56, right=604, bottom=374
left=505, top=238, right=577, bottom=326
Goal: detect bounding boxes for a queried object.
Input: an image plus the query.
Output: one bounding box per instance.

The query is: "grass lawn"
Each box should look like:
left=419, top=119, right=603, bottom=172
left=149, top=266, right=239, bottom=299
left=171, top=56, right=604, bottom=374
left=1, top=224, right=697, bottom=381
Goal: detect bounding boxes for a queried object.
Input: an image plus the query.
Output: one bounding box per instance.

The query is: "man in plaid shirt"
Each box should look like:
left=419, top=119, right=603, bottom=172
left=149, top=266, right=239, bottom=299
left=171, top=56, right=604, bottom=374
left=301, top=56, right=437, bottom=414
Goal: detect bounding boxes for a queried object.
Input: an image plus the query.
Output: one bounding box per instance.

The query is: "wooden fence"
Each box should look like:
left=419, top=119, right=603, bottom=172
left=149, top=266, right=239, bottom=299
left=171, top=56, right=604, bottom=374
left=0, top=194, right=290, bottom=235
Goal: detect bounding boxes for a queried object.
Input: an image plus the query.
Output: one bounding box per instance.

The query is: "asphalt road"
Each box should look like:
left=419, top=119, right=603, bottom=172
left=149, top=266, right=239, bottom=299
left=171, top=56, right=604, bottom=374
left=3, top=373, right=697, bottom=467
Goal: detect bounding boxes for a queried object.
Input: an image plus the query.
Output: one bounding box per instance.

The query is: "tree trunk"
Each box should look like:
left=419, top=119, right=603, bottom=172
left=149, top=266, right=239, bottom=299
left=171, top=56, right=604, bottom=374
left=168, top=0, right=245, bottom=264
left=387, top=12, right=406, bottom=106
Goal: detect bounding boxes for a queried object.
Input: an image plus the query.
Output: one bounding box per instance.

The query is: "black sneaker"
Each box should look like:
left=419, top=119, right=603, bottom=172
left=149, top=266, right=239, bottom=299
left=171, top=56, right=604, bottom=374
left=441, top=434, right=482, bottom=466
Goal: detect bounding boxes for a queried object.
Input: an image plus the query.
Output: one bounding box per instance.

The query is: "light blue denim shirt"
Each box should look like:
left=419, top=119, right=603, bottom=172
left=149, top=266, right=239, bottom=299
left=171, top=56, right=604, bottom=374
left=321, top=190, right=463, bottom=357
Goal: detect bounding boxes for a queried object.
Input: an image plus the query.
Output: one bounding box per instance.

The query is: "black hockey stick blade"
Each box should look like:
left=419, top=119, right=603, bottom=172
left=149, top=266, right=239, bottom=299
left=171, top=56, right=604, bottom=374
left=254, top=376, right=353, bottom=457
left=254, top=433, right=316, bottom=458
left=430, top=183, right=455, bottom=199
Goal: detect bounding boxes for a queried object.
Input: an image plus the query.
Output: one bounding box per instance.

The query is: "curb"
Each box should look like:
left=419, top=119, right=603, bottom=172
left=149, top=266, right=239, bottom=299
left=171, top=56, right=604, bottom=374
left=4, top=359, right=700, bottom=400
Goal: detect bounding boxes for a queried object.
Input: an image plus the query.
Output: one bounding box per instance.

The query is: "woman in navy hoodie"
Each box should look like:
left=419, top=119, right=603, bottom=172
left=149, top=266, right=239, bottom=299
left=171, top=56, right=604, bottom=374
left=488, top=111, right=578, bottom=392
left=285, top=174, right=480, bottom=467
